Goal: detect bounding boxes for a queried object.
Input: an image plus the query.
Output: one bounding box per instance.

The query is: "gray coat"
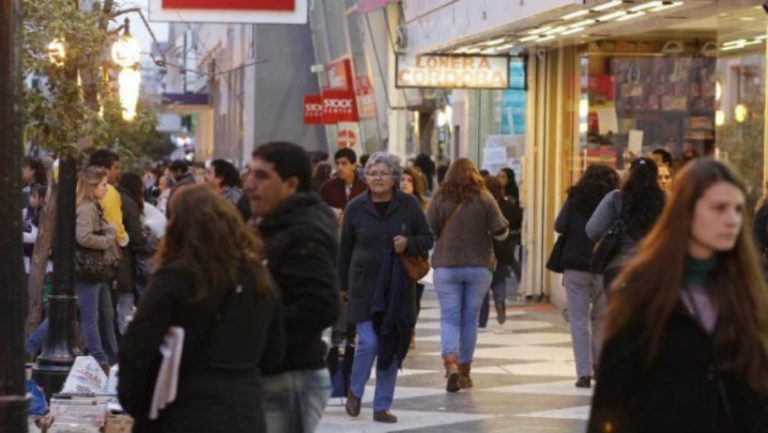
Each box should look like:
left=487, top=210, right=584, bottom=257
left=339, top=190, right=434, bottom=324
left=585, top=190, right=638, bottom=271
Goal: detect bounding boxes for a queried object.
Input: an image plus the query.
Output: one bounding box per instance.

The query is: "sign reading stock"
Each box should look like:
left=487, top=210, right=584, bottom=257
left=149, top=0, right=308, bottom=24
left=396, top=54, right=510, bottom=90
left=303, top=95, right=324, bottom=125
left=322, top=90, right=358, bottom=123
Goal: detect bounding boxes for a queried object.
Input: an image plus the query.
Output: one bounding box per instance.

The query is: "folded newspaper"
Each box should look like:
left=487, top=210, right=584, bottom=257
left=149, top=326, right=185, bottom=420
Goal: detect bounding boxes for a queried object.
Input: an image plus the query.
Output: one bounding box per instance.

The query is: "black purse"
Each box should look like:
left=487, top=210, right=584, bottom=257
left=74, top=236, right=120, bottom=284
left=590, top=219, right=624, bottom=273
left=546, top=235, right=567, bottom=274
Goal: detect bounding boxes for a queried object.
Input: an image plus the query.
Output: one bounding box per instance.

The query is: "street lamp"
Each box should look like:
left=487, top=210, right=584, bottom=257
left=112, top=18, right=141, bottom=121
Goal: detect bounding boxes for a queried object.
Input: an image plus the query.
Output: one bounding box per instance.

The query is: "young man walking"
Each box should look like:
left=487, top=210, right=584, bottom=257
left=247, top=141, right=340, bottom=433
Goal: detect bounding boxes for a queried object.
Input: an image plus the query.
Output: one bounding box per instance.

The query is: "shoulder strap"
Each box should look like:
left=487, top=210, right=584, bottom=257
left=441, top=202, right=463, bottom=234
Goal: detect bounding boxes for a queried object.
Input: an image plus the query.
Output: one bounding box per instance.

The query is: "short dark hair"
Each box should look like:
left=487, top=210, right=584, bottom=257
left=23, top=157, right=47, bottom=186
left=252, top=142, right=312, bottom=193
left=651, top=148, right=672, bottom=166
left=211, top=159, right=241, bottom=188
left=169, top=159, right=189, bottom=174
left=359, top=154, right=370, bottom=167
left=30, top=183, right=47, bottom=200
left=88, top=149, right=119, bottom=169
left=334, top=148, right=357, bottom=165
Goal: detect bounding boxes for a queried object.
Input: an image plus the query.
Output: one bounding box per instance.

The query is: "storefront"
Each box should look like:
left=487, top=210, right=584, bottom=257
left=405, top=0, right=768, bottom=305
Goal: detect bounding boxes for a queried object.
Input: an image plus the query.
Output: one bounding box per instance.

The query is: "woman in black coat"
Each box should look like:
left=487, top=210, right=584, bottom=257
left=589, top=160, right=768, bottom=432
left=116, top=173, right=149, bottom=334
left=118, top=185, right=283, bottom=433
left=339, top=152, right=433, bottom=423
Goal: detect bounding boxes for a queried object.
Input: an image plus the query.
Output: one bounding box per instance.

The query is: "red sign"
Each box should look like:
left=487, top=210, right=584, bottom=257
left=355, top=75, right=376, bottom=119
left=303, top=95, right=324, bottom=125
left=322, top=90, right=358, bottom=123
left=338, top=128, right=357, bottom=148
left=162, top=0, right=294, bottom=10
left=325, top=58, right=354, bottom=91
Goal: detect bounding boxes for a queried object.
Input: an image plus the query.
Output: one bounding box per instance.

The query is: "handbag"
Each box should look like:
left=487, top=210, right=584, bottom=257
left=397, top=198, right=439, bottom=283
left=590, top=219, right=624, bottom=273
left=545, top=235, right=567, bottom=273
left=74, top=236, right=120, bottom=283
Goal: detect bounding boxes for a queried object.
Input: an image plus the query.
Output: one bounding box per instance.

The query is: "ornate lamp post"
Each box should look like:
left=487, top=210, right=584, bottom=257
left=112, top=18, right=141, bottom=121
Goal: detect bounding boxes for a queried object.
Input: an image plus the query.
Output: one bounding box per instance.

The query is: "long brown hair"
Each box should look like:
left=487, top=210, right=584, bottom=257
left=605, top=159, right=768, bottom=391
left=437, top=157, right=484, bottom=203
left=403, top=167, right=428, bottom=209
left=76, top=167, right=107, bottom=208
left=156, top=185, right=274, bottom=301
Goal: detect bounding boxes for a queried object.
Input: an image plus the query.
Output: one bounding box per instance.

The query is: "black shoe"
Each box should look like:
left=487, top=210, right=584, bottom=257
left=345, top=391, right=361, bottom=417
left=575, top=376, right=592, bottom=388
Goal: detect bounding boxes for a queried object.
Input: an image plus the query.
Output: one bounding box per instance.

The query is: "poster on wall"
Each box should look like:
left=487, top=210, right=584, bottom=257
left=149, top=0, right=307, bottom=23
left=355, top=75, right=377, bottom=119
left=325, top=58, right=354, bottom=91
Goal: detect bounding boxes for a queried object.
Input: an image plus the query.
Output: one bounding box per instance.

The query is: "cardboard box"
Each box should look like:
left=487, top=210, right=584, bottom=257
left=104, top=414, right=133, bottom=433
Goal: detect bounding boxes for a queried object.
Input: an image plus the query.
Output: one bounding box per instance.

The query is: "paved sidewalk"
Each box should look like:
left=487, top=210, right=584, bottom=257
left=317, top=285, right=590, bottom=433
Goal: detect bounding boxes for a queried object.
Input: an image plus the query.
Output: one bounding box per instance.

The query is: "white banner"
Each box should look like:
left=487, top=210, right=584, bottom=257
left=396, top=54, right=510, bottom=89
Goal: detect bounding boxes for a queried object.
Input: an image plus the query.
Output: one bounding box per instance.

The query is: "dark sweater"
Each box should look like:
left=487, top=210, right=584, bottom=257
left=318, top=176, right=368, bottom=210
left=257, top=193, right=340, bottom=374
left=118, top=261, right=284, bottom=433
left=554, top=197, right=595, bottom=272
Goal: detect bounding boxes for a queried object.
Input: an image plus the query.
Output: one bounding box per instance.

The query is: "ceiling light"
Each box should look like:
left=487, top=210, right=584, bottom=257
left=650, top=1, right=684, bottom=12
left=495, top=43, right=516, bottom=51
left=598, top=11, right=627, bottom=21
left=630, top=1, right=663, bottom=12
left=756, top=35, right=767, bottom=41
left=570, top=19, right=596, bottom=27
left=482, top=48, right=497, bottom=54
left=593, top=0, right=624, bottom=12
left=485, top=37, right=509, bottom=46
left=465, top=47, right=482, bottom=54
left=519, top=35, right=540, bottom=42
left=561, top=27, right=586, bottom=36
left=561, top=10, right=590, bottom=20
left=616, top=11, right=646, bottom=21
left=528, top=26, right=553, bottom=35
left=544, top=26, right=570, bottom=35
left=537, top=35, right=556, bottom=42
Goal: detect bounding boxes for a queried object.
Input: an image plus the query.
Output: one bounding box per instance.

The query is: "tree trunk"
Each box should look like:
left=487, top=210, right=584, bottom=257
left=25, top=164, right=57, bottom=337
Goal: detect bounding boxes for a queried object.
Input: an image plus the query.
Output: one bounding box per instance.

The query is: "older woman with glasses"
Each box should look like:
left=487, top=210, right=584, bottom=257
left=339, top=152, right=433, bottom=424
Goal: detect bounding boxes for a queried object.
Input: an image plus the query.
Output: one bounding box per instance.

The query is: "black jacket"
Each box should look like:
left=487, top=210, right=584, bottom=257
left=494, top=197, right=522, bottom=266
left=588, top=304, right=768, bottom=433
left=554, top=197, right=594, bottom=272
left=339, top=190, right=434, bottom=324
left=118, top=260, right=284, bottom=433
left=257, top=193, right=340, bottom=375
left=116, top=186, right=148, bottom=294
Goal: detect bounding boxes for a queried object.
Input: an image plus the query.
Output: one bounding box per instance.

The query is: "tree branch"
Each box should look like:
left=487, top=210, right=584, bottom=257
left=111, top=7, right=141, bottom=18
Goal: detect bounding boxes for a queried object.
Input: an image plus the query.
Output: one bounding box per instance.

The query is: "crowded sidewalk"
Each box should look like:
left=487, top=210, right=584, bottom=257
left=318, top=277, right=589, bottom=433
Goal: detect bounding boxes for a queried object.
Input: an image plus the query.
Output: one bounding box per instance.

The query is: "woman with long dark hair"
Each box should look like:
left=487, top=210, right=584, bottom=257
left=587, top=157, right=665, bottom=290
left=497, top=167, right=519, bottom=203
left=118, top=185, right=284, bottom=433
left=588, top=160, right=768, bottom=432
left=426, top=158, right=508, bottom=393
left=554, top=164, right=620, bottom=388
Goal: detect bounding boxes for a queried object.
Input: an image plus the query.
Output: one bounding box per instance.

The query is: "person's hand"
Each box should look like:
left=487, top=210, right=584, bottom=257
left=393, top=235, right=408, bottom=254
left=339, top=291, right=349, bottom=304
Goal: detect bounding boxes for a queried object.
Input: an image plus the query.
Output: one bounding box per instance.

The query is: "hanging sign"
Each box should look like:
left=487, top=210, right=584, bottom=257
left=325, top=58, right=354, bottom=91
left=337, top=122, right=359, bottom=148
left=303, top=95, right=324, bottom=125
left=322, top=90, right=359, bottom=123
left=396, top=54, right=510, bottom=89
left=149, top=0, right=307, bottom=24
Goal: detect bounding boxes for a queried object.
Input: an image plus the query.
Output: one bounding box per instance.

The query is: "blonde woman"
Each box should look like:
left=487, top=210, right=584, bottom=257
left=75, top=166, right=121, bottom=370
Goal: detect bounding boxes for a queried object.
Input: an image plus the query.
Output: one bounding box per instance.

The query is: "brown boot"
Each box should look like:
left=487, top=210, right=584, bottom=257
left=458, top=363, right=473, bottom=389
left=443, top=354, right=460, bottom=392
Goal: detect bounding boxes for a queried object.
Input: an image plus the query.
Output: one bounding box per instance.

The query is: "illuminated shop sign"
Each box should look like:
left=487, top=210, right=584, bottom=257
left=396, top=54, right=510, bottom=89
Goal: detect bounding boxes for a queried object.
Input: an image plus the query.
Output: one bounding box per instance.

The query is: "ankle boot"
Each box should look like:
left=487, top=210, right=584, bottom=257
left=458, top=363, right=473, bottom=389
left=443, top=354, right=460, bottom=392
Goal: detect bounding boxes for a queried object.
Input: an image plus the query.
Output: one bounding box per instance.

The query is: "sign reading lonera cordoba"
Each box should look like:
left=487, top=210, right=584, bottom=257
left=148, top=0, right=307, bottom=24
left=396, top=54, right=510, bottom=89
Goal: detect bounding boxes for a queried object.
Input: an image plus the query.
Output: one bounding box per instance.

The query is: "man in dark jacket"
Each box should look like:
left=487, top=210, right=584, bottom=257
left=247, top=141, right=340, bottom=433
left=318, top=148, right=367, bottom=218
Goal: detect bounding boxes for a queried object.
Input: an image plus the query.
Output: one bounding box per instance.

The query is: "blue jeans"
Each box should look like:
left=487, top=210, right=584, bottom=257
left=75, top=281, right=118, bottom=365
left=349, top=321, right=400, bottom=412
left=479, top=265, right=511, bottom=327
left=26, top=317, right=49, bottom=357
left=434, top=267, right=492, bottom=364
left=261, top=368, right=331, bottom=433
left=564, top=270, right=606, bottom=377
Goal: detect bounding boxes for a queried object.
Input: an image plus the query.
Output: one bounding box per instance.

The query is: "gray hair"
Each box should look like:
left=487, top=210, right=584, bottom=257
left=365, top=151, right=402, bottom=184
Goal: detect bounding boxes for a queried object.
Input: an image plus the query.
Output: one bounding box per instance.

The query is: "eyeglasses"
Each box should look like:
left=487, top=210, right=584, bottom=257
left=366, top=171, right=391, bottom=179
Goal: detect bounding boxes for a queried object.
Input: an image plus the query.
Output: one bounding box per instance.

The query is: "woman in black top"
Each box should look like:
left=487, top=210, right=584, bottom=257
left=554, top=164, right=619, bottom=388
left=118, top=185, right=283, bottom=433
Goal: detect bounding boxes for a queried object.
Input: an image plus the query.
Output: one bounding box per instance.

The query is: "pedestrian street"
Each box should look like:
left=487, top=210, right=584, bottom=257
left=318, top=285, right=590, bottom=433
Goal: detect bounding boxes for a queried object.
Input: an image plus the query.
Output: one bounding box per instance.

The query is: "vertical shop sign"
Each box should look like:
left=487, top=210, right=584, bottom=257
left=325, top=58, right=354, bottom=91
left=322, top=90, right=359, bottom=123
left=355, top=75, right=376, bottom=119
left=303, top=95, right=324, bottom=125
